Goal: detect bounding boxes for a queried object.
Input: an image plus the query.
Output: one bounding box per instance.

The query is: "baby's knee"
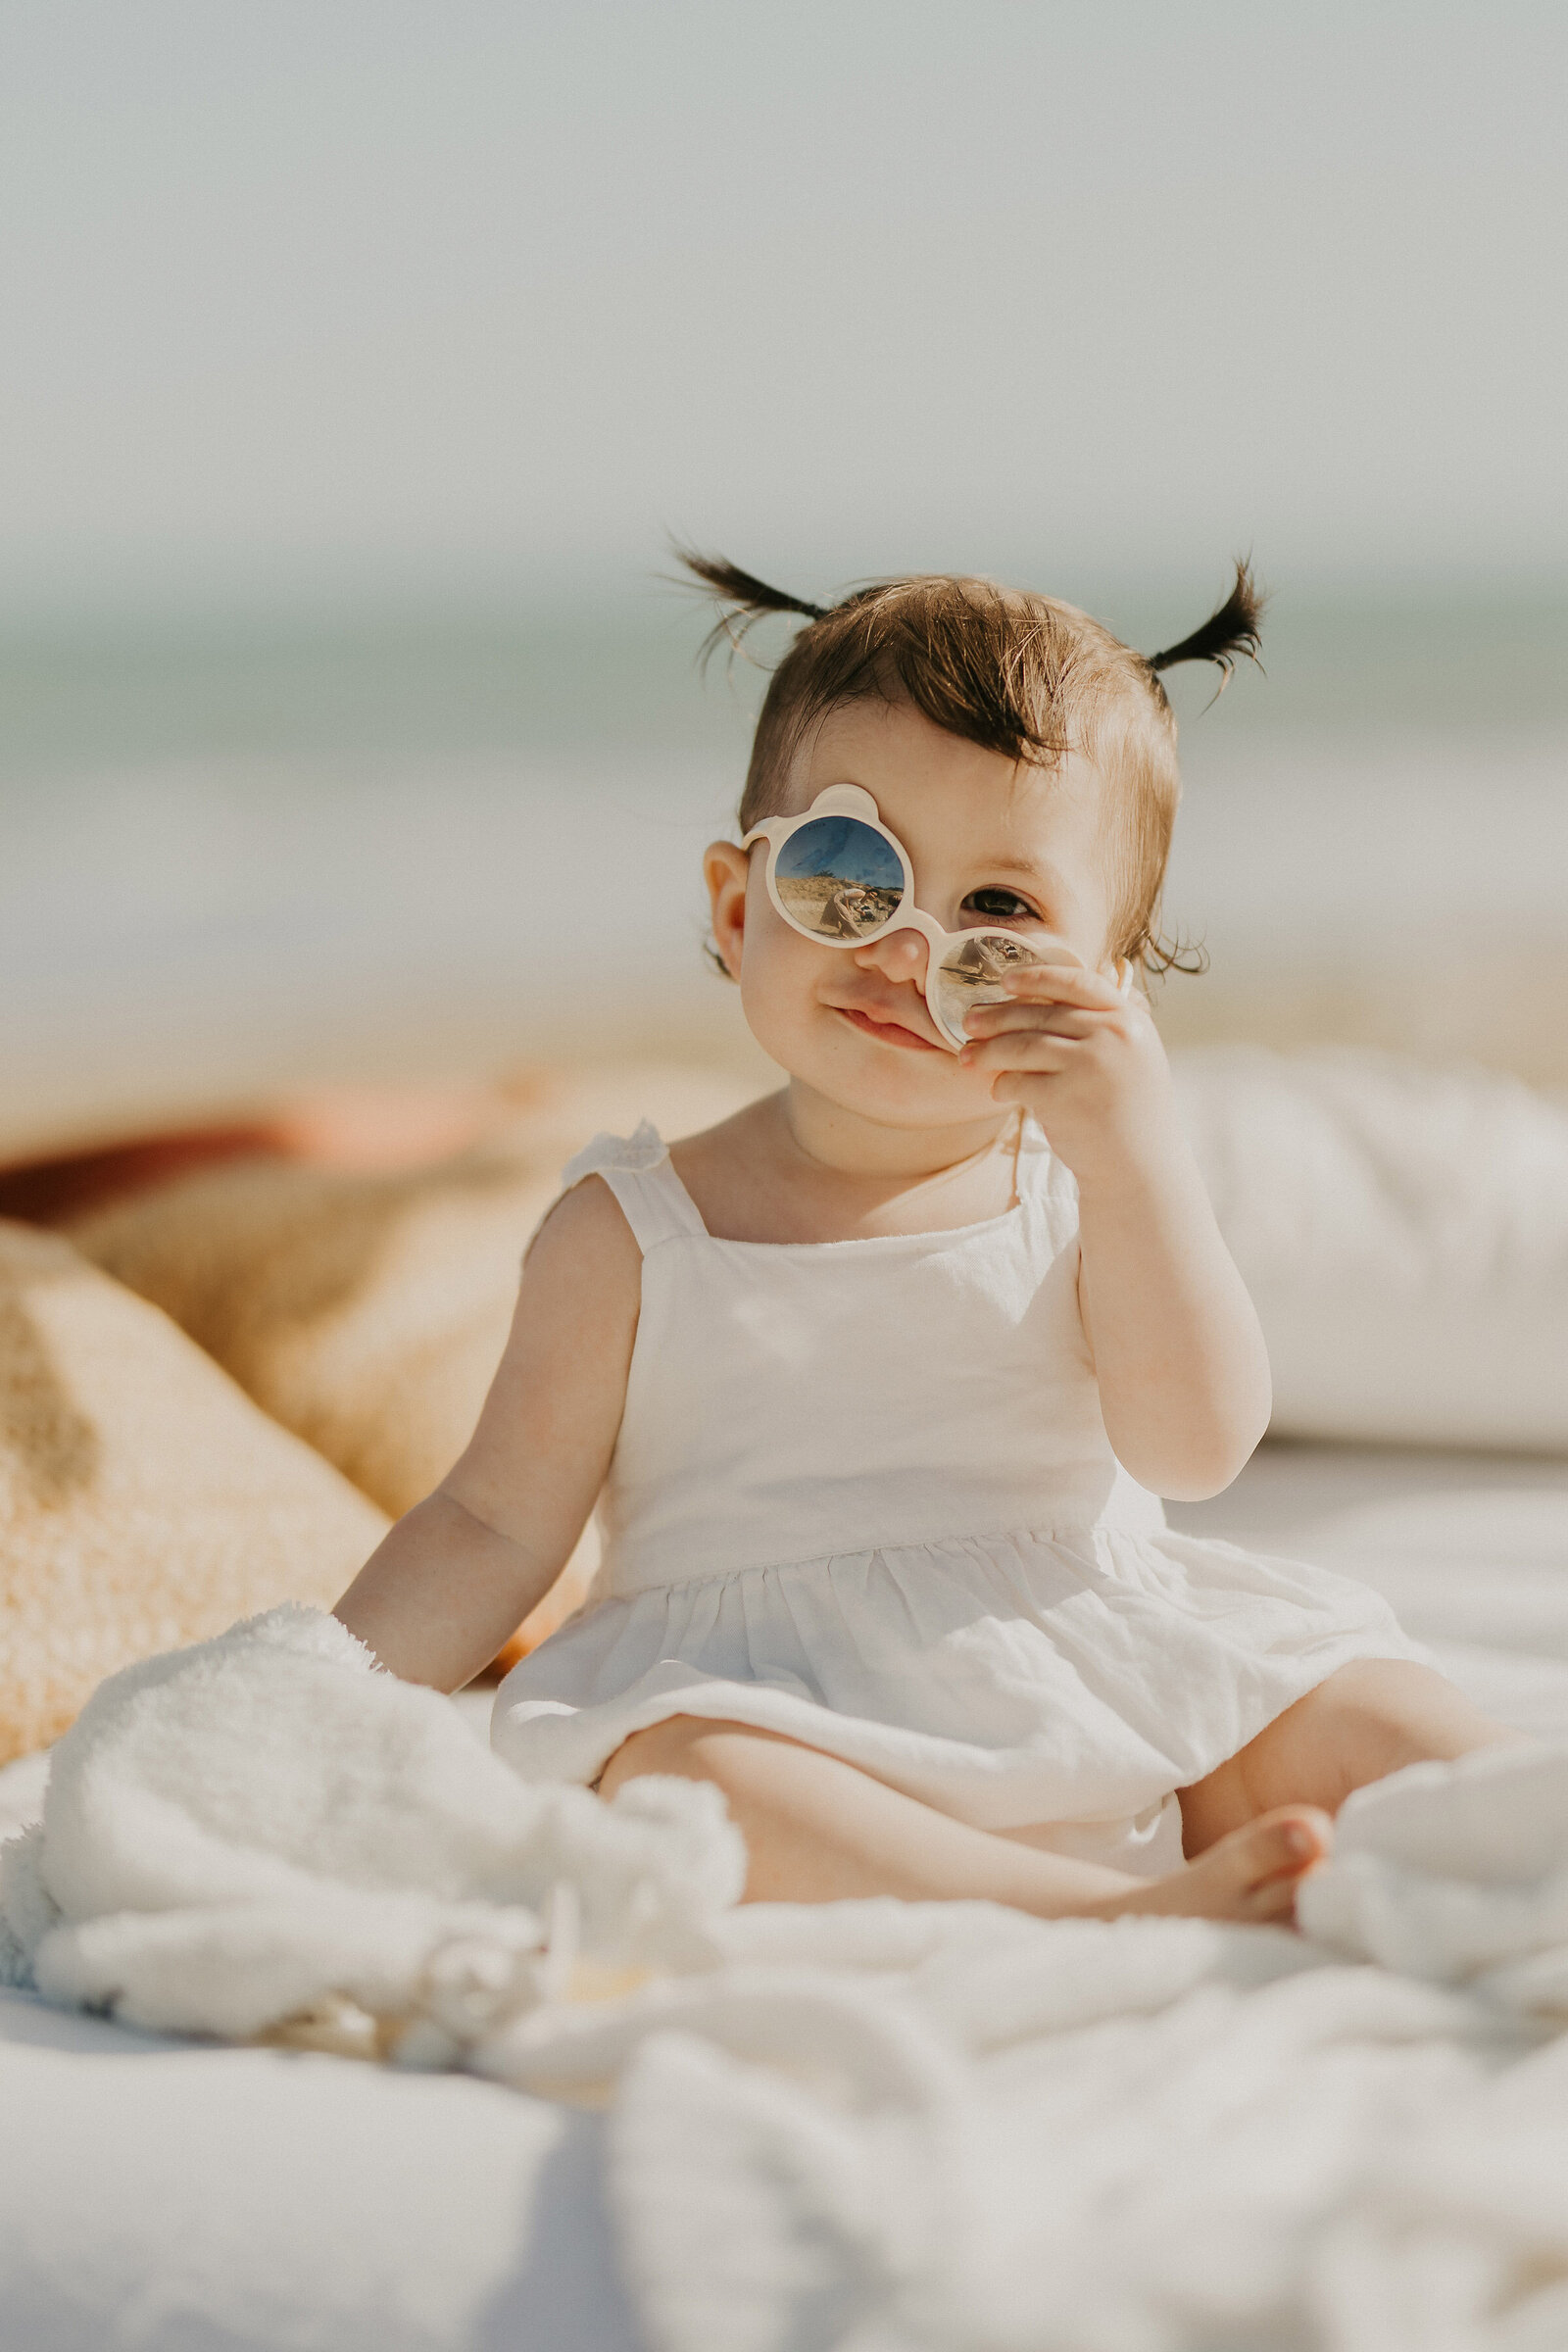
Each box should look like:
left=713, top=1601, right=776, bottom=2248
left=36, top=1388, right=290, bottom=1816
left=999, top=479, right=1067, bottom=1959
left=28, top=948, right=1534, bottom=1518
left=1303, top=1659, right=1509, bottom=1785
left=597, top=1713, right=756, bottom=1800
left=1317, top=1659, right=1473, bottom=1735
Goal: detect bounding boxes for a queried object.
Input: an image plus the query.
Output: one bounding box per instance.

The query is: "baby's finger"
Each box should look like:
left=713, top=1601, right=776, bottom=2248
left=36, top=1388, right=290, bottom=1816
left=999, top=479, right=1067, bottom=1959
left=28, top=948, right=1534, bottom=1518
left=992, top=1062, right=1067, bottom=1104
left=964, top=1002, right=1103, bottom=1040
left=995, top=963, right=1125, bottom=1011
left=960, top=1033, right=1078, bottom=1075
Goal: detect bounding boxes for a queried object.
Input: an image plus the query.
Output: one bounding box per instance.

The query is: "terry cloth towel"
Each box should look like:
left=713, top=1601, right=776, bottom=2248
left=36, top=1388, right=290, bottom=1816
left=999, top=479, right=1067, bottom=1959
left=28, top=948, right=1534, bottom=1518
left=0, top=1606, right=744, bottom=2047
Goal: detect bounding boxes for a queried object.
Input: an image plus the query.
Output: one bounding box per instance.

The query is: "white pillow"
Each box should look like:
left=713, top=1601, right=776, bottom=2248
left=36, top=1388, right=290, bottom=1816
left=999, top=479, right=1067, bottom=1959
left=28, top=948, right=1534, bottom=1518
left=1171, top=1047, right=1568, bottom=1454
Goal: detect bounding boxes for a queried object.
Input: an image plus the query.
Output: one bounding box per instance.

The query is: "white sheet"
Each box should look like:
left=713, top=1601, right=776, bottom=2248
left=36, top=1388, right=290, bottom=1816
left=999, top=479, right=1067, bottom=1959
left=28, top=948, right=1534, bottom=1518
left=0, top=1988, right=640, bottom=2352
left=2, top=1440, right=1567, bottom=2352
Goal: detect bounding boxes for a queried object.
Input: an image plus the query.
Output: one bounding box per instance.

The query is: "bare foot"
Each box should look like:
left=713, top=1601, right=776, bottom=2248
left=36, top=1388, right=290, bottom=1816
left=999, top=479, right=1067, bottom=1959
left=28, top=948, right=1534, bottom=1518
left=1098, top=1806, right=1334, bottom=1925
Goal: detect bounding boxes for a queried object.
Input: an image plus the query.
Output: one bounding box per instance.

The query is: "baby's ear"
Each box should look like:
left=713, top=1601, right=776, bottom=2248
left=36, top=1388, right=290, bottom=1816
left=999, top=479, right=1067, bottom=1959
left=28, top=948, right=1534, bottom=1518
left=704, top=841, right=751, bottom=981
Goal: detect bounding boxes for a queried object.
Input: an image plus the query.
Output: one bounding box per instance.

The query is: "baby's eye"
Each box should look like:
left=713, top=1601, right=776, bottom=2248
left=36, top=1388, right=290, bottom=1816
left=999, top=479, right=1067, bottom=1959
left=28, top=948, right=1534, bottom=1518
left=962, top=887, right=1041, bottom=927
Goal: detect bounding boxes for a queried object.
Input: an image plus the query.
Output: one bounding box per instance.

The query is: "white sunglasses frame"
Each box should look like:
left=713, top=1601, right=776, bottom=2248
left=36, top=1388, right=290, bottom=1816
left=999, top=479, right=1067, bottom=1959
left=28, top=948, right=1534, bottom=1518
left=741, top=784, right=1132, bottom=1053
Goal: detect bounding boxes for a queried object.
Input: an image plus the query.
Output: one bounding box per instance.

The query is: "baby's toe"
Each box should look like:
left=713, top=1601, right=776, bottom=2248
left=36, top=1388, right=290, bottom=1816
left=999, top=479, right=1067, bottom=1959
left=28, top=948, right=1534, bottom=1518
left=1229, top=1806, right=1334, bottom=1918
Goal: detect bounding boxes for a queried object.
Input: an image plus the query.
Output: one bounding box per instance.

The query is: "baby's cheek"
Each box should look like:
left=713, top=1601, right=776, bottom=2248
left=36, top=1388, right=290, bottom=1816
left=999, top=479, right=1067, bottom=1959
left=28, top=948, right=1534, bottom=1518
left=736, top=931, right=820, bottom=1054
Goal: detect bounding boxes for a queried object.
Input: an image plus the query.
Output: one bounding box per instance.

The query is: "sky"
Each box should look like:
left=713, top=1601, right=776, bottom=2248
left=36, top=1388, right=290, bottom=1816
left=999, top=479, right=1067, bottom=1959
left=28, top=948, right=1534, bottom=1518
left=1, top=2, right=1565, bottom=614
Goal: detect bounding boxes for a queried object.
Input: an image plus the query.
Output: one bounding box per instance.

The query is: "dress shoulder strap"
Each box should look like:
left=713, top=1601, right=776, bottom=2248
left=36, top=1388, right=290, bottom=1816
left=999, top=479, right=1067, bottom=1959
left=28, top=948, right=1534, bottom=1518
left=556, top=1120, right=709, bottom=1253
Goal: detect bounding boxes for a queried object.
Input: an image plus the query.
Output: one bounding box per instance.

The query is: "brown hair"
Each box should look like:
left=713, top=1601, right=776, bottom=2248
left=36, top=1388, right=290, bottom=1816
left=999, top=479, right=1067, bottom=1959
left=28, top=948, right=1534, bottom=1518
left=678, top=553, right=1264, bottom=977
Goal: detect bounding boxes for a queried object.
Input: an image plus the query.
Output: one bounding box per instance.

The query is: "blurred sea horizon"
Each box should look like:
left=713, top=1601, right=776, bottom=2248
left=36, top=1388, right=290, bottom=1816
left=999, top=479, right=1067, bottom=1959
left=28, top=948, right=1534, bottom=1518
left=4, top=575, right=1566, bottom=1158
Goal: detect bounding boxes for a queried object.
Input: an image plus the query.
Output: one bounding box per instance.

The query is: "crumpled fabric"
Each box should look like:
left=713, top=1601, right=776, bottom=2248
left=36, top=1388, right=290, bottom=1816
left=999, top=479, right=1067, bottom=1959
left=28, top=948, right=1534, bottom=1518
left=7, top=1615, right=1568, bottom=2352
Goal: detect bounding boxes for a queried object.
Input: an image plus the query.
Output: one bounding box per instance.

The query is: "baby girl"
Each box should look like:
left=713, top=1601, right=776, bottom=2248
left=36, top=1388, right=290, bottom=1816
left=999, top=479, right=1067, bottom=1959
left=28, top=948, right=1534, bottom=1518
left=336, top=556, right=1512, bottom=1922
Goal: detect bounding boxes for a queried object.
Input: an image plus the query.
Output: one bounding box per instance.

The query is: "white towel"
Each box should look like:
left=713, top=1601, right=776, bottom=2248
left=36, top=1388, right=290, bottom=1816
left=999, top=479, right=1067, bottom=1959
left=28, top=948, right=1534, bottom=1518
left=0, top=1604, right=744, bottom=2043
left=1298, top=1740, right=1568, bottom=2006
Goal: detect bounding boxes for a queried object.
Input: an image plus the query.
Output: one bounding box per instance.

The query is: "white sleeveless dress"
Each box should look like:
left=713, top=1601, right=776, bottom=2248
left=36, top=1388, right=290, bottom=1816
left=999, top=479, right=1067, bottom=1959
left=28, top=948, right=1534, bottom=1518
left=492, top=1116, right=1428, bottom=1876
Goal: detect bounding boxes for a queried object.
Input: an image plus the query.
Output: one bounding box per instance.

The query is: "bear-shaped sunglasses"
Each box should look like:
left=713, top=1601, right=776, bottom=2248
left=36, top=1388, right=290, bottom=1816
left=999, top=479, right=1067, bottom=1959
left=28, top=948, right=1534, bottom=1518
left=742, top=784, right=1131, bottom=1053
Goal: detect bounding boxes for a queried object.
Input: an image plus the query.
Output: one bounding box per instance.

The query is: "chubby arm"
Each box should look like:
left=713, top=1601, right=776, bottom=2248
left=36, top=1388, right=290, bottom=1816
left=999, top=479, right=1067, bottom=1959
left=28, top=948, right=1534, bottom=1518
left=333, top=1176, right=641, bottom=1688
left=1071, top=1122, right=1271, bottom=1500
left=962, top=968, right=1271, bottom=1500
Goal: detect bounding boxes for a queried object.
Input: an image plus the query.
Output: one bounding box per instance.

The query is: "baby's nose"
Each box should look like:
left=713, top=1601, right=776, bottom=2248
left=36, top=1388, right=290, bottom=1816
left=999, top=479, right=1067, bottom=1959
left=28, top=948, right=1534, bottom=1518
left=853, top=925, right=929, bottom=985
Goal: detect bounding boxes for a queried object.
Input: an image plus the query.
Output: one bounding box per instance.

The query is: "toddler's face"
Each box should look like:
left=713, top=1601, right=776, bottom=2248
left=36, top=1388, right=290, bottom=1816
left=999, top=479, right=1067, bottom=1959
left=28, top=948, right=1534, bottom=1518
left=706, top=696, right=1118, bottom=1128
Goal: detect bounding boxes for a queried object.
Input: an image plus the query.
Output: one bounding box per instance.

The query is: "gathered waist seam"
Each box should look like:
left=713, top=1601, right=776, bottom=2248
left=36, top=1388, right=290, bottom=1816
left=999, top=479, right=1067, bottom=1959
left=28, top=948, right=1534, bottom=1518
left=594, top=1515, right=1164, bottom=1604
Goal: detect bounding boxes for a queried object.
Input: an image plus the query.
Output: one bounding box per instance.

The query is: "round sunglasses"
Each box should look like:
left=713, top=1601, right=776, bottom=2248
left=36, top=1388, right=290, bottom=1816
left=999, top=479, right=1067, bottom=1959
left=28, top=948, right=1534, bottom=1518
left=742, top=785, right=1131, bottom=1052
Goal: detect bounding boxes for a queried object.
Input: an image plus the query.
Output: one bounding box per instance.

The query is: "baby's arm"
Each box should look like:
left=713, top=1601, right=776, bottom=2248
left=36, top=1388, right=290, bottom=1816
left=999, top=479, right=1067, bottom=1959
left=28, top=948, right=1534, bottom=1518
left=961, top=968, right=1270, bottom=1500
left=333, top=1176, right=641, bottom=1689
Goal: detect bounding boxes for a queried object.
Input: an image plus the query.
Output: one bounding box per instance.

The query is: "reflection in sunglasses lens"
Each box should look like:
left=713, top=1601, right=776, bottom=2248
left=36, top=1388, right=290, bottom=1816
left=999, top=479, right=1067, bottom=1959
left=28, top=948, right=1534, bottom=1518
left=773, top=816, right=905, bottom=940
left=931, top=932, right=1046, bottom=1044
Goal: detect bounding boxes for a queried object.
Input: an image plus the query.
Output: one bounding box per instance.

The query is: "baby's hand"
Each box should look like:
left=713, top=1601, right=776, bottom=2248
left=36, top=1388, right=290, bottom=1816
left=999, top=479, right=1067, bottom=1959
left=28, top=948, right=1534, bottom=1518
left=957, top=963, right=1179, bottom=1188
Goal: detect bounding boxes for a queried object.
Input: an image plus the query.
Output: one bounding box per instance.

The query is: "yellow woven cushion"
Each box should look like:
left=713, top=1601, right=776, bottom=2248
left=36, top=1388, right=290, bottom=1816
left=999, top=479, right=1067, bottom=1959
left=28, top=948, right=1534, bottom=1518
left=0, top=1219, right=387, bottom=1763
left=67, top=1065, right=762, bottom=1658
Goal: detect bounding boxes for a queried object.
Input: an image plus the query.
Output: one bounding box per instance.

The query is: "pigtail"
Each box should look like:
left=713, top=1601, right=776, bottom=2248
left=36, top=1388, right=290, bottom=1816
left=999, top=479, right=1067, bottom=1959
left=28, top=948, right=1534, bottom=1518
left=670, top=545, right=830, bottom=669
left=1134, top=922, right=1210, bottom=981
left=1147, top=560, right=1266, bottom=693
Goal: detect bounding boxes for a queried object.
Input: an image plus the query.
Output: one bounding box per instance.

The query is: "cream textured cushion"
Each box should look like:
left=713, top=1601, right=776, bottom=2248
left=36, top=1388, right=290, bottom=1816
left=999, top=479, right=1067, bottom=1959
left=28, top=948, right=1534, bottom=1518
left=1174, top=1046, right=1568, bottom=1453
left=0, top=1220, right=387, bottom=1763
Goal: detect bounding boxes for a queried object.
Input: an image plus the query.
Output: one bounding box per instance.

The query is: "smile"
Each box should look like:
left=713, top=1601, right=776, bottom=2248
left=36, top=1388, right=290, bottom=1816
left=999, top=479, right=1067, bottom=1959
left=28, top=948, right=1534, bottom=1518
left=833, top=1004, right=943, bottom=1053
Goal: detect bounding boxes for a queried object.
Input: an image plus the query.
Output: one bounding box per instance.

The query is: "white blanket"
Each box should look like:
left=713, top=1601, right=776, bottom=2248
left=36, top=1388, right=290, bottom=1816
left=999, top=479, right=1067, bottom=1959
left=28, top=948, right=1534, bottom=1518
left=7, top=1605, right=1568, bottom=2352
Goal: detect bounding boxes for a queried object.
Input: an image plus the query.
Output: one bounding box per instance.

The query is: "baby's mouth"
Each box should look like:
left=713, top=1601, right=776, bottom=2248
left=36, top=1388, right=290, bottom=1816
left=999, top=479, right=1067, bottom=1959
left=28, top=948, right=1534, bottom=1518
left=831, top=1001, right=944, bottom=1053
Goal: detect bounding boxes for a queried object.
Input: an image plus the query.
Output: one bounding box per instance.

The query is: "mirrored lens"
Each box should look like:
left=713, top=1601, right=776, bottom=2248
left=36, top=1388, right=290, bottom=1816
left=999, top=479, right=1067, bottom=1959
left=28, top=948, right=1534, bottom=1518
left=930, top=932, right=1065, bottom=1045
left=773, top=816, right=906, bottom=941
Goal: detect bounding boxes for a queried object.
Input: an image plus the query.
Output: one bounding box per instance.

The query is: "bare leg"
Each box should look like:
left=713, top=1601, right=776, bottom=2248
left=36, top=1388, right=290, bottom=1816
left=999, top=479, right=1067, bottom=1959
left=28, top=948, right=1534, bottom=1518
left=600, top=1716, right=1332, bottom=1924
left=1180, top=1660, right=1522, bottom=1856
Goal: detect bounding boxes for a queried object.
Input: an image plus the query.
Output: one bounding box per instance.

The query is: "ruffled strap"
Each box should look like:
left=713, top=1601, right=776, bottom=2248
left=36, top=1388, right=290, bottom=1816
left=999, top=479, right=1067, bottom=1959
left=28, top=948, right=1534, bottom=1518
left=556, top=1121, right=709, bottom=1253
